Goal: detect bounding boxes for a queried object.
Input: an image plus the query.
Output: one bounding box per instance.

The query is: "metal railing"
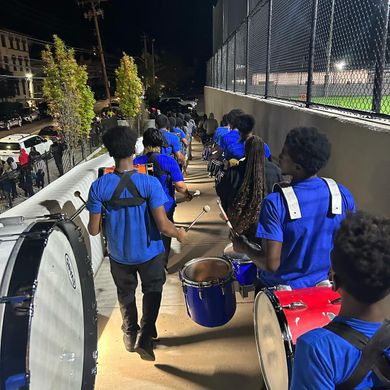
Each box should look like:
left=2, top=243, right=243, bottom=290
left=207, top=0, right=390, bottom=118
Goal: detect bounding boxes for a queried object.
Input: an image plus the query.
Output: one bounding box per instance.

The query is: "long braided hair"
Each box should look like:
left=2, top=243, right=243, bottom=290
left=228, top=135, right=266, bottom=235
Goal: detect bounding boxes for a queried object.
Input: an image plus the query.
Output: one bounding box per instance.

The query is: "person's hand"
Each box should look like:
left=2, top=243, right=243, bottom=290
left=177, top=227, right=188, bottom=243
left=184, top=191, right=193, bottom=202
left=231, top=234, right=247, bottom=254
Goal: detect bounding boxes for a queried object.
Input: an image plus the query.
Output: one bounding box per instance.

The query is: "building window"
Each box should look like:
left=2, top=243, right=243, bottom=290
left=16, top=81, right=20, bottom=96
left=4, top=56, right=9, bottom=71
left=18, top=57, right=23, bottom=71
left=22, top=81, right=26, bottom=96
left=23, top=40, right=27, bottom=51
left=16, top=39, right=20, bottom=50
left=12, top=56, right=17, bottom=71
left=10, top=37, right=15, bottom=49
left=24, top=58, right=29, bottom=69
left=1, top=35, right=5, bottom=47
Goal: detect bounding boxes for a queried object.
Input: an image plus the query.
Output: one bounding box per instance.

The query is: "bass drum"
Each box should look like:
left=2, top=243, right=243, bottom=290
left=0, top=216, right=97, bottom=390
left=254, top=287, right=341, bottom=390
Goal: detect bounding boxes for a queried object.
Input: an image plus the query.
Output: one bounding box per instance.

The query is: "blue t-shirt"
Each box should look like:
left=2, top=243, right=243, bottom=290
left=159, top=129, right=181, bottom=156
left=291, top=316, right=390, bottom=389
left=220, top=129, right=240, bottom=150
left=172, top=127, right=186, bottom=140
left=256, top=177, right=355, bottom=288
left=134, top=153, right=183, bottom=213
left=224, top=141, right=271, bottom=160
left=213, top=126, right=229, bottom=145
left=87, top=171, right=167, bottom=265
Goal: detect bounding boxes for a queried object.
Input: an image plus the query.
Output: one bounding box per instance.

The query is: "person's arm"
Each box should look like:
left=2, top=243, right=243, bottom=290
left=175, top=150, right=185, bottom=165
left=231, top=235, right=281, bottom=271
left=174, top=181, right=193, bottom=201
left=151, top=206, right=187, bottom=242
left=290, top=336, right=334, bottom=390
left=88, top=212, right=101, bottom=236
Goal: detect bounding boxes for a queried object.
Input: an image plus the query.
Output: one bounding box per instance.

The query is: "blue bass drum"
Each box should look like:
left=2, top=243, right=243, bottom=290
left=180, top=257, right=236, bottom=327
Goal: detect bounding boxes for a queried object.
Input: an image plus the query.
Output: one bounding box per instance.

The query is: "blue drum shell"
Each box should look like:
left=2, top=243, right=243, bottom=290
left=183, top=278, right=236, bottom=328
left=231, top=260, right=258, bottom=286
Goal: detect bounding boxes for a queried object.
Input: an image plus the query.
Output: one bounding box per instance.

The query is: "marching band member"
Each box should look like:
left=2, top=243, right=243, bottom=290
left=291, top=211, right=390, bottom=389
left=134, top=128, right=193, bottom=268
left=87, top=126, right=187, bottom=361
left=232, top=127, right=355, bottom=291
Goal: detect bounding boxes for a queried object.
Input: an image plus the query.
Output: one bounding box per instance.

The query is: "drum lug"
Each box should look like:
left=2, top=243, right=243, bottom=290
left=198, top=288, right=204, bottom=300
left=0, top=294, right=31, bottom=305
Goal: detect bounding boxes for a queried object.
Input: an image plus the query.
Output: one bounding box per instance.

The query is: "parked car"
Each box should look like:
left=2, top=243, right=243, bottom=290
left=157, top=99, right=193, bottom=114
left=159, top=96, right=197, bottom=108
left=38, top=125, right=64, bottom=141
left=0, top=112, right=23, bottom=130
left=21, top=108, right=40, bottom=123
left=0, top=134, right=53, bottom=162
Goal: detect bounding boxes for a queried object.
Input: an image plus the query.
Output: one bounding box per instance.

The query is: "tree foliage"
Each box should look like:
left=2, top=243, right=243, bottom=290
left=0, top=68, right=17, bottom=101
left=42, top=35, right=95, bottom=149
left=115, top=53, right=143, bottom=118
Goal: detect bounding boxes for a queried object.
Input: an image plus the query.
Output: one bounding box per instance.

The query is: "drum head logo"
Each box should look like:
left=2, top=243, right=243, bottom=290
left=65, top=254, right=77, bottom=289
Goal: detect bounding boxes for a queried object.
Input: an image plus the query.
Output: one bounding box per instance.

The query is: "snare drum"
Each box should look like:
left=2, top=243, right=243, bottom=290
left=180, top=257, right=236, bottom=327
left=254, top=287, right=341, bottom=390
left=223, top=243, right=258, bottom=286
left=0, top=215, right=97, bottom=390
left=208, top=160, right=224, bottom=177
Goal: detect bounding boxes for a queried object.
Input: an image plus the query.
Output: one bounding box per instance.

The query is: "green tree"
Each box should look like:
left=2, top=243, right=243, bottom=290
left=115, top=53, right=144, bottom=119
left=42, top=35, right=95, bottom=150
left=0, top=68, right=17, bottom=101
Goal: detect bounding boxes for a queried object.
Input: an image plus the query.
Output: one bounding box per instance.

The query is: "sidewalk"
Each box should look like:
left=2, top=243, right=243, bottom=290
left=95, top=142, right=263, bottom=390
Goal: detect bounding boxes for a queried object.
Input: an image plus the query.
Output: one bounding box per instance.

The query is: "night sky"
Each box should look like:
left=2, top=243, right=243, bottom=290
left=0, top=0, right=216, bottom=91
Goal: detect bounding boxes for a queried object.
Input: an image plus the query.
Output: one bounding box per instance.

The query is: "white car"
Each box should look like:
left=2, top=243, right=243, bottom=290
left=0, top=134, right=53, bottom=162
left=159, top=97, right=197, bottom=108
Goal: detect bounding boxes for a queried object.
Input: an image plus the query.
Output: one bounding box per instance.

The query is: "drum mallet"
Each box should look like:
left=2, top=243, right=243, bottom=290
left=216, top=199, right=239, bottom=237
left=185, top=205, right=211, bottom=232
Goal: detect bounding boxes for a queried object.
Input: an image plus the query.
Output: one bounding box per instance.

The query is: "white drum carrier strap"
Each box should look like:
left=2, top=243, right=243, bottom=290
left=273, top=177, right=342, bottom=220
left=274, top=184, right=302, bottom=220
left=321, top=177, right=342, bottom=215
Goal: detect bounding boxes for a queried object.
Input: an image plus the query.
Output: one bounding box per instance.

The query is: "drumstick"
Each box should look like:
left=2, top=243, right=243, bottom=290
left=74, top=191, right=87, bottom=205
left=216, top=200, right=239, bottom=237
left=185, top=205, right=211, bottom=232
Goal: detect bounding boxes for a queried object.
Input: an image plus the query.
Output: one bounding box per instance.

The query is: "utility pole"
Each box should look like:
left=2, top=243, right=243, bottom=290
left=151, top=38, right=155, bottom=85
left=78, top=0, right=111, bottom=103
left=142, top=33, right=149, bottom=87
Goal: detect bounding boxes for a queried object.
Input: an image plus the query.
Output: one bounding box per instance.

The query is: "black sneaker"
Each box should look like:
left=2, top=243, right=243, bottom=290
left=123, top=332, right=137, bottom=353
left=134, top=332, right=155, bottom=361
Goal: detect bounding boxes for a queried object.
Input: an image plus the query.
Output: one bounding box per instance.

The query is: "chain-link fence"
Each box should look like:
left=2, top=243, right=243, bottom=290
left=0, top=119, right=114, bottom=214
left=207, top=0, right=390, bottom=118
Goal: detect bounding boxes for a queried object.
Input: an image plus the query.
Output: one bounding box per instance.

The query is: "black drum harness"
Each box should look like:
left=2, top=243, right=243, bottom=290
left=324, top=320, right=390, bottom=389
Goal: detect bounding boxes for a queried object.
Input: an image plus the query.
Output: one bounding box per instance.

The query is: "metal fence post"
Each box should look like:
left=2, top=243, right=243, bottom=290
left=226, top=43, right=229, bottom=90
left=245, top=17, right=250, bottom=95
left=372, top=0, right=390, bottom=114
left=265, top=0, right=273, bottom=98
left=306, top=0, right=319, bottom=108
left=233, top=33, right=237, bottom=92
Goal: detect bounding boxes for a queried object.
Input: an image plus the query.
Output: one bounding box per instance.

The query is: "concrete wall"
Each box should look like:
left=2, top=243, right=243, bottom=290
left=205, top=87, right=390, bottom=217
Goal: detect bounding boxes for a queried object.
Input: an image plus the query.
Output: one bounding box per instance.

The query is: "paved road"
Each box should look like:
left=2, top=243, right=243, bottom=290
left=0, top=118, right=54, bottom=139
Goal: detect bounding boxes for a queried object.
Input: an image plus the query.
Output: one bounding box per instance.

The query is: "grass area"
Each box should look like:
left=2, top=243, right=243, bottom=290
left=310, top=96, right=390, bottom=115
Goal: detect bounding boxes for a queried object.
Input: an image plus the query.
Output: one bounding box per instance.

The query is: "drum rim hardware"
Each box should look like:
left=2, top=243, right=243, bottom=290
left=180, top=257, right=234, bottom=288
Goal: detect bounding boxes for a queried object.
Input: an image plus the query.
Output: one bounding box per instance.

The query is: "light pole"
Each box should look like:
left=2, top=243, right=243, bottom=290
left=324, top=0, right=336, bottom=97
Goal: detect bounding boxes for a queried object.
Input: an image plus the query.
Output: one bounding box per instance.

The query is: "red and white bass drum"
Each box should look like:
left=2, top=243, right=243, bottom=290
left=0, top=215, right=97, bottom=390
left=254, top=287, right=341, bottom=390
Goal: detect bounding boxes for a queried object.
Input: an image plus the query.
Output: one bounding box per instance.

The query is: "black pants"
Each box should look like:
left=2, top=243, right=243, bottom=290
left=161, top=208, right=175, bottom=267
left=109, top=253, right=166, bottom=338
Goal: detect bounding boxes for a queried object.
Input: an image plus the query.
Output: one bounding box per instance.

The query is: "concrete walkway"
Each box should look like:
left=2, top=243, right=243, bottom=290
left=95, top=142, right=263, bottom=390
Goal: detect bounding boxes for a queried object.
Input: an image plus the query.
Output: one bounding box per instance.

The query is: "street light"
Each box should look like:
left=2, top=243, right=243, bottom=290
left=25, top=72, right=33, bottom=79
left=335, top=61, right=346, bottom=71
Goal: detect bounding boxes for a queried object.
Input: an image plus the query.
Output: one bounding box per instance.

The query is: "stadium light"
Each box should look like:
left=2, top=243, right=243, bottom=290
left=335, top=61, right=346, bottom=71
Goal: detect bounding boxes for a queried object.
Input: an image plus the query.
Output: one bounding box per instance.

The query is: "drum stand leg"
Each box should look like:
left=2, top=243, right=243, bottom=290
left=239, top=285, right=254, bottom=299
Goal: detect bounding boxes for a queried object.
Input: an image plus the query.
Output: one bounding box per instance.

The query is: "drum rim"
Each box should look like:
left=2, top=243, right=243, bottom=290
left=223, top=243, right=251, bottom=263
left=180, top=257, right=233, bottom=287
left=0, top=218, right=97, bottom=389
left=253, top=289, right=294, bottom=390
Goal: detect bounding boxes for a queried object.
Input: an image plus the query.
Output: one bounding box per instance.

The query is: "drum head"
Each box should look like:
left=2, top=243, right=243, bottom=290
left=223, top=243, right=251, bottom=263
left=183, top=257, right=231, bottom=284
left=254, top=291, right=289, bottom=390
left=28, top=228, right=85, bottom=390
